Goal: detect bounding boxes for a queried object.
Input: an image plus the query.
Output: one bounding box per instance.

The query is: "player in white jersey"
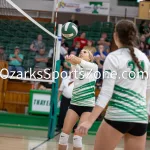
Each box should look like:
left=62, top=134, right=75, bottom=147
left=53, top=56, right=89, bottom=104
left=76, top=20, right=150, bottom=150
left=58, top=49, right=98, bottom=150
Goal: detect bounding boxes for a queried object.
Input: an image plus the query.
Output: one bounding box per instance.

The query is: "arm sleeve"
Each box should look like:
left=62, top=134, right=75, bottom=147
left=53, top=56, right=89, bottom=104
left=146, top=63, right=150, bottom=115
left=96, top=54, right=119, bottom=108
left=80, top=59, right=98, bottom=71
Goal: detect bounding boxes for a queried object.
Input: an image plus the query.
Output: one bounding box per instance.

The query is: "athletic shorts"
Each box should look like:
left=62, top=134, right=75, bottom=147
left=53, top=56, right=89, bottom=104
left=69, top=104, right=93, bottom=117
left=104, top=118, right=148, bottom=136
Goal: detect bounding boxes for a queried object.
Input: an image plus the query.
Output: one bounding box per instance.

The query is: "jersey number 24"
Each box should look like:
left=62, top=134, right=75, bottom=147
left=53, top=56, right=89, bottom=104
left=127, top=60, right=145, bottom=79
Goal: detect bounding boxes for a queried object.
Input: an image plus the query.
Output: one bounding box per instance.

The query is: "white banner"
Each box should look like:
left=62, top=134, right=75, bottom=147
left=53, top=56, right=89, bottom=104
left=32, top=93, right=51, bottom=113
left=58, top=0, right=110, bottom=15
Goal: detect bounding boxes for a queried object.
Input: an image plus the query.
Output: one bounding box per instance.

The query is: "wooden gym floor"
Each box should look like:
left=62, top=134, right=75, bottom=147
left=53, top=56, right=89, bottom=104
left=0, top=127, right=150, bottom=150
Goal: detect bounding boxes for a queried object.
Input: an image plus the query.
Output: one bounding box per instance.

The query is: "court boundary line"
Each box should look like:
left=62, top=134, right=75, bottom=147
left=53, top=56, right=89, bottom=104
left=30, top=131, right=61, bottom=150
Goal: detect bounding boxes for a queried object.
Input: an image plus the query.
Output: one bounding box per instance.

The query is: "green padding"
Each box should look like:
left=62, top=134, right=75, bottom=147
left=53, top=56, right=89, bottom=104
left=0, top=113, right=49, bottom=127
left=30, top=89, right=51, bottom=94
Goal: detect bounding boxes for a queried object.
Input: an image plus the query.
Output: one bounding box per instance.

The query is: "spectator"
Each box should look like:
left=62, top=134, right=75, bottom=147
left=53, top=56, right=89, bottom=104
left=47, top=53, right=53, bottom=69
left=8, top=46, right=24, bottom=76
left=98, top=32, right=111, bottom=46
left=68, top=14, right=79, bottom=27
left=84, top=40, right=96, bottom=54
left=48, top=48, right=53, bottom=59
left=140, top=35, right=146, bottom=43
left=30, top=34, right=45, bottom=52
left=0, top=46, right=7, bottom=61
left=144, top=22, right=150, bottom=42
left=60, top=42, right=69, bottom=68
left=73, top=32, right=88, bottom=49
left=68, top=41, right=81, bottom=56
left=144, top=22, right=150, bottom=34
left=97, top=38, right=110, bottom=54
left=139, top=20, right=147, bottom=35
left=141, top=43, right=150, bottom=59
left=48, top=41, right=69, bottom=68
left=57, top=71, right=74, bottom=130
left=39, top=82, right=52, bottom=90
left=94, top=45, right=108, bottom=87
left=61, top=38, right=69, bottom=48
left=94, top=44, right=108, bottom=63
left=145, top=44, right=150, bottom=60
left=139, top=42, right=146, bottom=53
left=94, top=55, right=103, bottom=87
left=61, top=42, right=69, bottom=56
left=61, top=38, right=66, bottom=45
left=48, top=41, right=68, bottom=58
left=34, top=48, right=48, bottom=79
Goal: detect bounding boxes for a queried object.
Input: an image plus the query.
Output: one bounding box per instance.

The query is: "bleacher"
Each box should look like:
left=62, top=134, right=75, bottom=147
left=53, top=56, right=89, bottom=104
left=66, top=21, right=114, bottom=47
left=0, top=19, right=55, bottom=71
left=0, top=19, right=114, bottom=72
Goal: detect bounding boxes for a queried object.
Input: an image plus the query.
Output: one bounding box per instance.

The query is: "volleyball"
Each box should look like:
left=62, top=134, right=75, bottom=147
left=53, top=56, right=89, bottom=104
left=61, top=22, right=78, bottom=39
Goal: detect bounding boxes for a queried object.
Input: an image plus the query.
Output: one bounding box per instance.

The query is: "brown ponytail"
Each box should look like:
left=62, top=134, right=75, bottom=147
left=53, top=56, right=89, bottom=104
left=115, top=20, right=146, bottom=76
left=129, top=46, right=146, bottom=76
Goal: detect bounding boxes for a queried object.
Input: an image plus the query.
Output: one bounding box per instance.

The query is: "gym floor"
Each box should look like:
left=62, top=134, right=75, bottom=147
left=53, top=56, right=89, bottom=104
left=0, top=127, right=150, bottom=150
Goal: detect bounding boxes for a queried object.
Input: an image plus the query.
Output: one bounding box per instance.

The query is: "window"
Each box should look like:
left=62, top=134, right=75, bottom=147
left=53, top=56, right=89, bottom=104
left=118, top=0, right=139, bottom=7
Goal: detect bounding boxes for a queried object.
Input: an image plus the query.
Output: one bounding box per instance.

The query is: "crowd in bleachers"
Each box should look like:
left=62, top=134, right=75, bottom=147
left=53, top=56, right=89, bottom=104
left=0, top=19, right=113, bottom=84
left=0, top=19, right=55, bottom=78
left=139, top=21, right=150, bottom=59
left=0, top=18, right=150, bottom=88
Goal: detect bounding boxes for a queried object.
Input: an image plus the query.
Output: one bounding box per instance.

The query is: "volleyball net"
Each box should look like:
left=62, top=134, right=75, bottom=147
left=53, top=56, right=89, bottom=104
left=0, top=0, right=62, bottom=139
left=0, top=0, right=62, bottom=83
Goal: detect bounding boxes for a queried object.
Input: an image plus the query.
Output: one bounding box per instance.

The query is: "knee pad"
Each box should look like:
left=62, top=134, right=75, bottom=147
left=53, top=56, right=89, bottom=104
left=59, top=132, right=69, bottom=146
left=73, top=135, right=82, bottom=148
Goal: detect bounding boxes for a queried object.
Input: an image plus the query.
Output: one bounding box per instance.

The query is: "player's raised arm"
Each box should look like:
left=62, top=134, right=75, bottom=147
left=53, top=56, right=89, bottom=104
left=65, top=49, right=98, bottom=70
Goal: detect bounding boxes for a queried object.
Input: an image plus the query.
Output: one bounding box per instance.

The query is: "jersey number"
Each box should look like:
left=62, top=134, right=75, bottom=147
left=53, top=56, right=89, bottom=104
left=127, top=60, right=145, bottom=79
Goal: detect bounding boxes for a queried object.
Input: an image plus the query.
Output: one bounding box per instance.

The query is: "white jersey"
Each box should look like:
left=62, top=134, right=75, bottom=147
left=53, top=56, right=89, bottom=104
left=96, top=48, right=150, bottom=124
left=71, top=60, right=98, bottom=107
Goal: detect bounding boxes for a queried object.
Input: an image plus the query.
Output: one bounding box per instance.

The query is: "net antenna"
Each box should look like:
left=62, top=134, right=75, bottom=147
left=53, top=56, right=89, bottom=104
left=0, top=0, right=62, bottom=83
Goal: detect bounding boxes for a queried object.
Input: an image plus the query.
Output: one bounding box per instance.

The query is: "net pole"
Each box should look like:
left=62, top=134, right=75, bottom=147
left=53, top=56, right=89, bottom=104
left=107, top=1, right=111, bottom=22
left=52, top=0, right=59, bottom=82
left=48, top=24, right=62, bottom=139
left=51, top=0, right=57, bottom=23
left=54, top=0, right=59, bottom=36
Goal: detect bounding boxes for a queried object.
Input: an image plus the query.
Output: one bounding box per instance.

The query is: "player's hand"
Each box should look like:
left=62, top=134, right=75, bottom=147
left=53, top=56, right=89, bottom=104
left=65, top=55, right=76, bottom=64
left=75, top=120, right=93, bottom=136
left=68, top=54, right=75, bottom=60
left=65, top=55, right=73, bottom=60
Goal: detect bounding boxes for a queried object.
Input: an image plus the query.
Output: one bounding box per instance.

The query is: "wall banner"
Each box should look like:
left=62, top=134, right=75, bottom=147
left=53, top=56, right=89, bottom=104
left=58, top=0, right=110, bottom=15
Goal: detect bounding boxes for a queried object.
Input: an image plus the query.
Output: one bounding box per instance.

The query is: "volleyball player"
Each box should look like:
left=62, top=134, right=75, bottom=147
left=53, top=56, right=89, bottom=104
left=76, top=20, right=150, bottom=150
left=58, top=49, right=98, bottom=150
